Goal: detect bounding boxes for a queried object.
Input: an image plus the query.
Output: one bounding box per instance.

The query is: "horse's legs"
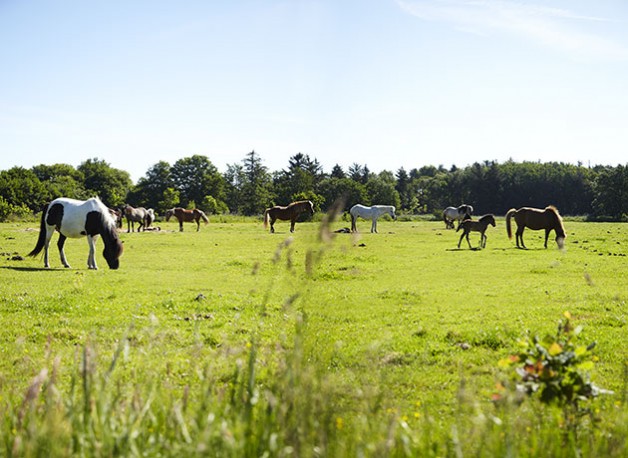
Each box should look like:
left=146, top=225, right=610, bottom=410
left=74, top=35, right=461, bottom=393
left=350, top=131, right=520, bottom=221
left=371, top=218, right=377, bottom=233
left=350, top=214, right=357, bottom=232
left=42, top=228, right=54, bottom=268
left=481, top=232, right=487, bottom=248
left=57, top=233, right=71, bottom=268
left=179, top=218, right=184, bottom=232
left=290, top=218, right=296, bottom=233
left=127, top=220, right=132, bottom=233
left=466, top=232, right=472, bottom=249
left=516, top=227, right=526, bottom=249
left=270, top=217, right=276, bottom=233
left=457, top=231, right=465, bottom=249
left=196, top=218, right=200, bottom=232
left=86, top=235, right=98, bottom=270
left=544, top=229, right=550, bottom=248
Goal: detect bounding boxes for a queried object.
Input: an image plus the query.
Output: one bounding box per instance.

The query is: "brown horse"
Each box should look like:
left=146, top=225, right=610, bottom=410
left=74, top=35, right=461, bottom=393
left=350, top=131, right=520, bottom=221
left=457, top=214, right=496, bottom=249
left=165, top=207, right=209, bottom=232
left=263, top=200, right=314, bottom=233
left=506, top=206, right=566, bottom=249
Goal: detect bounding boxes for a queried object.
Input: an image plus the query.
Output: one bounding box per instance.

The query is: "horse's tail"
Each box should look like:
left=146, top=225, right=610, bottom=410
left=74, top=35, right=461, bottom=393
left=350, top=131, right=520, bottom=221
left=199, top=210, right=209, bottom=224
left=28, top=204, right=49, bottom=257
left=505, top=208, right=517, bottom=239
left=263, top=209, right=270, bottom=229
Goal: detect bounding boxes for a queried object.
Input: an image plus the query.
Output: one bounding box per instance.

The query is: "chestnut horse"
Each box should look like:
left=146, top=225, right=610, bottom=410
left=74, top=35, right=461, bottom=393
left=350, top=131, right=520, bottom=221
left=28, top=197, right=123, bottom=269
left=165, top=207, right=209, bottom=232
left=263, top=200, right=314, bottom=233
left=457, top=214, right=496, bottom=249
left=506, top=206, right=566, bottom=249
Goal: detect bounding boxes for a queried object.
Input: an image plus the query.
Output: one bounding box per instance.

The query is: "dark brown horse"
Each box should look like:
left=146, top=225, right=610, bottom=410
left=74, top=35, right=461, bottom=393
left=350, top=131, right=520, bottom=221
left=165, top=207, right=209, bottom=232
left=263, top=200, right=314, bottom=233
left=457, top=214, right=496, bottom=249
left=506, top=206, right=566, bottom=249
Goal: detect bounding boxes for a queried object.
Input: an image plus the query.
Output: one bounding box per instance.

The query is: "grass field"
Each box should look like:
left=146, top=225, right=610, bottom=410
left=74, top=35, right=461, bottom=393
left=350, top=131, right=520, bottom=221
left=0, top=215, right=626, bottom=456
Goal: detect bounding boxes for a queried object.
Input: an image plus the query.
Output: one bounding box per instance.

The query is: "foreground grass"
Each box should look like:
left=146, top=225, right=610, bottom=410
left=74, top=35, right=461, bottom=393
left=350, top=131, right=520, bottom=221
left=0, top=217, right=626, bottom=456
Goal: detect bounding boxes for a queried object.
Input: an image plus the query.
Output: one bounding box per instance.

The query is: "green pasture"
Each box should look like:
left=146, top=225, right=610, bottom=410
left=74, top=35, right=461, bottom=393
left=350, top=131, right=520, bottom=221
left=0, top=216, right=626, bottom=456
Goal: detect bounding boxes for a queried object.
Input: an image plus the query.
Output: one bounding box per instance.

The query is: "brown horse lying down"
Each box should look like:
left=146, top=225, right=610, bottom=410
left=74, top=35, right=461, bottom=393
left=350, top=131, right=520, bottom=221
left=165, top=207, right=209, bottom=232
left=263, top=200, right=314, bottom=233
left=506, top=206, right=566, bottom=249
left=457, top=214, right=496, bottom=249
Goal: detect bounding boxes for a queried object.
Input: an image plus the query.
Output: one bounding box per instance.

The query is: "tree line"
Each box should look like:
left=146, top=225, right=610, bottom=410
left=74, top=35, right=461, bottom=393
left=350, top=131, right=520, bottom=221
left=1, top=152, right=626, bottom=221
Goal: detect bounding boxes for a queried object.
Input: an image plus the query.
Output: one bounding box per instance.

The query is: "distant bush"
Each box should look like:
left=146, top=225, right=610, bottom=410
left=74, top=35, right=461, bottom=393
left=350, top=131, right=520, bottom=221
left=0, top=197, right=32, bottom=222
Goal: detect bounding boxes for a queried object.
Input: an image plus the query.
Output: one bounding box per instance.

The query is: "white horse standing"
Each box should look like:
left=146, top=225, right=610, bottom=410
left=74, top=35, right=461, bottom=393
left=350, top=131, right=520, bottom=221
left=350, top=204, right=396, bottom=233
left=443, top=204, right=473, bottom=229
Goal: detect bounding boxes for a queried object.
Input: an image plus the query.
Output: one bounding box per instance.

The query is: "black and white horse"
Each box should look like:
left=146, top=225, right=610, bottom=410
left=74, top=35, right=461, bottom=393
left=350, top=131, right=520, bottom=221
left=28, top=197, right=123, bottom=269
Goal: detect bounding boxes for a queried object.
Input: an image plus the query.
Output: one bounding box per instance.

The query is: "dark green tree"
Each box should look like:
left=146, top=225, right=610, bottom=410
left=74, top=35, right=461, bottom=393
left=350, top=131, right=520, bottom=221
left=317, top=177, right=368, bottom=212
left=273, top=153, right=324, bottom=205
left=366, top=172, right=401, bottom=209
left=0, top=167, right=47, bottom=212
left=126, top=161, right=174, bottom=213
left=330, top=164, right=346, bottom=179
left=170, top=155, right=225, bottom=208
left=239, top=151, right=274, bottom=215
left=223, top=163, right=245, bottom=214
left=592, top=164, right=628, bottom=219
left=78, top=158, right=132, bottom=208
left=31, top=163, right=86, bottom=202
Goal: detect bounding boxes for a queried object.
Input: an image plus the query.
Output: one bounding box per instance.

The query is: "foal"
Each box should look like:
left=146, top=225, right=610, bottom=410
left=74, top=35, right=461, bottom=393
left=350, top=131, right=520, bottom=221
left=457, top=214, right=496, bottom=249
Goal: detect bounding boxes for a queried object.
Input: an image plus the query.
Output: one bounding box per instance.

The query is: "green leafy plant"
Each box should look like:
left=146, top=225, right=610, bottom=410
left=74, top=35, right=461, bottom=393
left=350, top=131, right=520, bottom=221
left=498, top=312, right=612, bottom=416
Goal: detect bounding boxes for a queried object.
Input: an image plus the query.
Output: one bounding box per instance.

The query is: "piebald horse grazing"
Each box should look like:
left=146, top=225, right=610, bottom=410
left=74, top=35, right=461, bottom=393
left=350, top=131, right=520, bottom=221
left=457, top=214, right=496, bottom=249
left=443, top=204, right=473, bottom=229
left=350, top=204, right=396, bottom=233
left=506, top=206, right=566, bottom=249
left=264, top=200, right=314, bottom=233
left=165, top=207, right=209, bottom=232
left=124, top=204, right=150, bottom=232
left=28, top=197, right=123, bottom=269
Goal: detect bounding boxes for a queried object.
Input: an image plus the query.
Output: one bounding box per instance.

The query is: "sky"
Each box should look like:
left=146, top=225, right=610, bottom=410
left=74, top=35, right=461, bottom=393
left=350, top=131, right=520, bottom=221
left=1, top=0, right=628, bottom=183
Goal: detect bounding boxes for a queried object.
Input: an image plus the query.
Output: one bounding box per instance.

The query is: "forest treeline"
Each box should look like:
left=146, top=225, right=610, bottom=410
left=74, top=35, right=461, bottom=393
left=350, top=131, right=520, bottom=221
left=1, top=151, right=626, bottom=221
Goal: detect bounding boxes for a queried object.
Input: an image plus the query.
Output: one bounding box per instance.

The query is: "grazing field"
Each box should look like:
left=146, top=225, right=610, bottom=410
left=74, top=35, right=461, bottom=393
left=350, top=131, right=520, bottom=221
left=0, top=216, right=626, bottom=456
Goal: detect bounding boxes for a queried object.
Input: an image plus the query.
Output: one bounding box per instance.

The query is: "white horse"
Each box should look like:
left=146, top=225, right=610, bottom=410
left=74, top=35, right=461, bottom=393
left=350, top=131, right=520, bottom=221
left=350, top=204, right=396, bottom=233
left=28, top=197, right=123, bottom=270
left=443, top=204, right=473, bottom=229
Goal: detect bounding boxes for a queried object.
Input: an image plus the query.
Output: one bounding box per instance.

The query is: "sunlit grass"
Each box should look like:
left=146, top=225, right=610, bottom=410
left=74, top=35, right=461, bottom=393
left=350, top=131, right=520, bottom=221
left=0, top=218, right=626, bottom=456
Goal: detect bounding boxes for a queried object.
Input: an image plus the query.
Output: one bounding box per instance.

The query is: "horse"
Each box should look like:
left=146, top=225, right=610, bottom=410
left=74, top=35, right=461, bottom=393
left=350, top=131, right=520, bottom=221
left=28, top=197, right=123, bottom=270
left=506, top=206, right=566, bottom=249
left=263, top=200, right=314, bottom=233
left=145, top=208, right=155, bottom=228
left=165, top=207, right=209, bottom=232
left=457, top=214, right=496, bottom=249
left=108, top=208, right=123, bottom=229
left=349, top=204, right=396, bottom=233
left=443, top=204, right=474, bottom=229
left=123, top=204, right=150, bottom=232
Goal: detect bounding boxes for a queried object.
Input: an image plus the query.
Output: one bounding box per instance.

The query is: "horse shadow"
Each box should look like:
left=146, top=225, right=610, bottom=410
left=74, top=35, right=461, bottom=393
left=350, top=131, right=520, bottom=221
left=0, top=265, right=66, bottom=272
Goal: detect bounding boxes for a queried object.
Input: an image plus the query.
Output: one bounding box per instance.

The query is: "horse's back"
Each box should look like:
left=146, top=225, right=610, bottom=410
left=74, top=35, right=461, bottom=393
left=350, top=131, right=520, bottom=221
left=350, top=204, right=369, bottom=214
left=51, top=197, right=108, bottom=238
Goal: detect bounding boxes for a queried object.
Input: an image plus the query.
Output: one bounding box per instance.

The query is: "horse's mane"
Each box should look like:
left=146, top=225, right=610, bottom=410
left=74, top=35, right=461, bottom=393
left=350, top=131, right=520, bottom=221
left=289, top=200, right=312, bottom=207
left=546, top=205, right=566, bottom=235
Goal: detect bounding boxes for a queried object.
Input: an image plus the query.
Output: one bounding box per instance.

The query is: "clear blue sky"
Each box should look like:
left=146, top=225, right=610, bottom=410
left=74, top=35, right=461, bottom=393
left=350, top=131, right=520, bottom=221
left=1, top=0, right=627, bottom=183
